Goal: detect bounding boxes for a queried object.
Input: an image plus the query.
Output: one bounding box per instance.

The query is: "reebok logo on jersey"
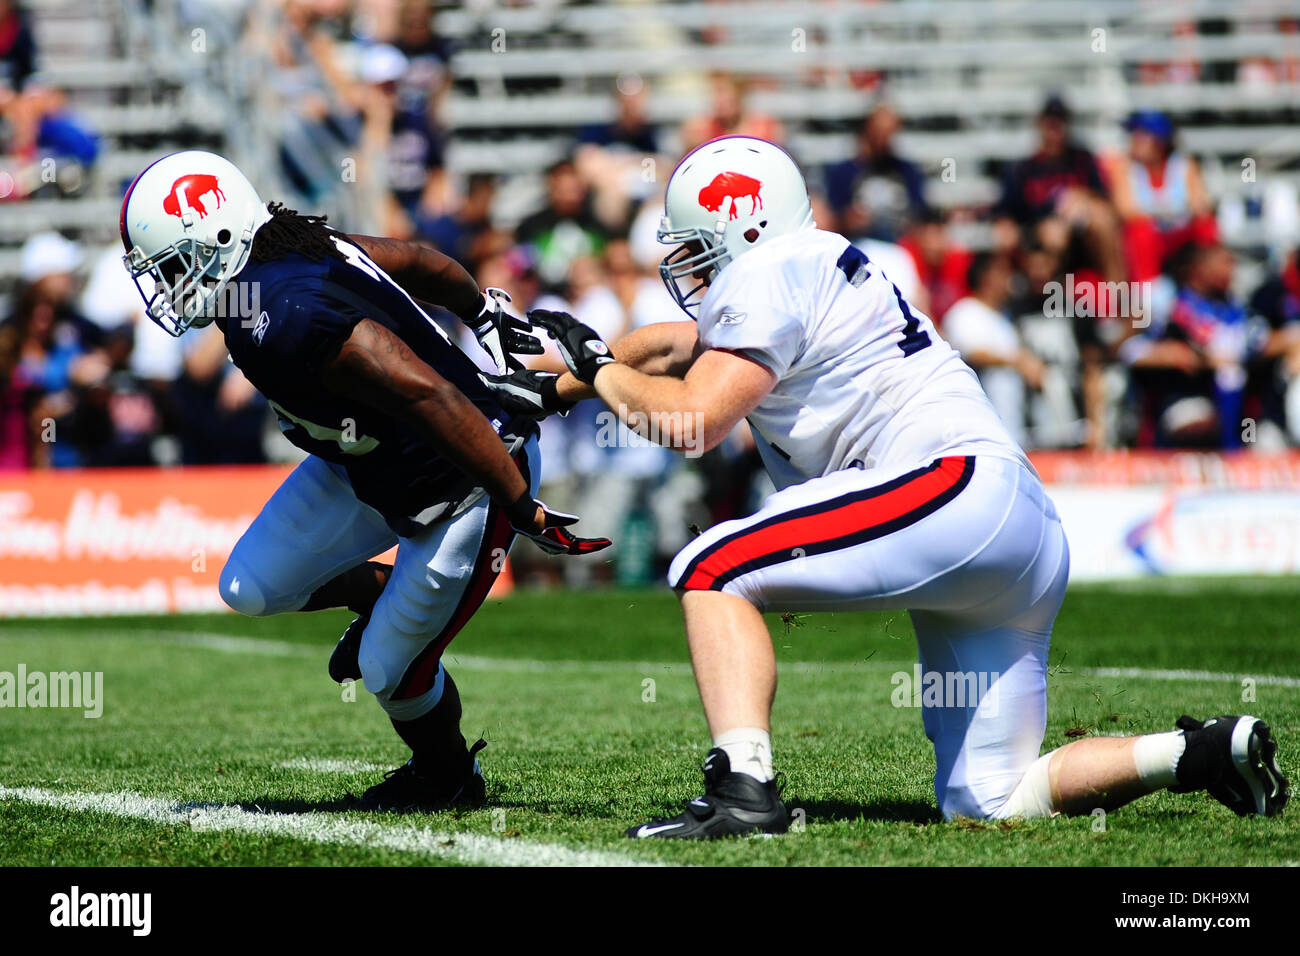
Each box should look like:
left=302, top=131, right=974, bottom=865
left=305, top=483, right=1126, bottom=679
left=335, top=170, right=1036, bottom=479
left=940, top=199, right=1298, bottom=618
left=252, top=311, right=269, bottom=344
left=718, top=310, right=747, bottom=326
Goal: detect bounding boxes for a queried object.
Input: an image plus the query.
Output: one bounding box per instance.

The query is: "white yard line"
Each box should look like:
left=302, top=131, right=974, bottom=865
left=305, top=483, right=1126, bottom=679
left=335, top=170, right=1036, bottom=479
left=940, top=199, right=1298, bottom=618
left=0, top=628, right=312, bottom=657
left=0, top=786, right=664, bottom=868
left=141, top=631, right=312, bottom=657
left=1080, top=666, right=1300, bottom=688
left=275, top=758, right=388, bottom=773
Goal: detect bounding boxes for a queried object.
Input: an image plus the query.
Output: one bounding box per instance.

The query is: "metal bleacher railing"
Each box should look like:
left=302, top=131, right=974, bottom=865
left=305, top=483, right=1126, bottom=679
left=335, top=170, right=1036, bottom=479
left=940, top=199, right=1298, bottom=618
left=435, top=0, right=1300, bottom=254
left=0, top=0, right=1296, bottom=285
left=0, top=0, right=227, bottom=283
left=0, top=0, right=286, bottom=286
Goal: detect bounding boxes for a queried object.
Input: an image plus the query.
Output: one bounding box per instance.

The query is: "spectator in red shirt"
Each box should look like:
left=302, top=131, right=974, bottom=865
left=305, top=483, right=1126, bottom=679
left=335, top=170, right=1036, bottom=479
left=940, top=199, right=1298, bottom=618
left=899, top=209, right=972, bottom=327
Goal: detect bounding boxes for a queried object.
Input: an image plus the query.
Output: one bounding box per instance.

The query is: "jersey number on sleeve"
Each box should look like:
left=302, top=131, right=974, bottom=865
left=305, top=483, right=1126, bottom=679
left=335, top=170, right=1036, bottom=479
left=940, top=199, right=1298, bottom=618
left=835, top=245, right=931, bottom=357
left=331, top=236, right=453, bottom=345
left=269, top=400, right=379, bottom=455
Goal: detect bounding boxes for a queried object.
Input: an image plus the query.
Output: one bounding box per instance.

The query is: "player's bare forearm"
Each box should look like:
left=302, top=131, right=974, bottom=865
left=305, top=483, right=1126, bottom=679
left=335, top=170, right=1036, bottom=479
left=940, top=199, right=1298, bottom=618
left=556, top=321, right=701, bottom=403
left=349, top=234, right=482, bottom=324
left=321, top=318, right=530, bottom=506
left=590, top=349, right=775, bottom=454
left=589, top=364, right=703, bottom=449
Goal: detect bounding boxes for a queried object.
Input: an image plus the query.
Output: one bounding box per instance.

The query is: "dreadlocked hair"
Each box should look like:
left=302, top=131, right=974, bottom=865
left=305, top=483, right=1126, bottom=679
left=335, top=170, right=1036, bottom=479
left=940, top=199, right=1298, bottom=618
left=249, top=202, right=349, bottom=264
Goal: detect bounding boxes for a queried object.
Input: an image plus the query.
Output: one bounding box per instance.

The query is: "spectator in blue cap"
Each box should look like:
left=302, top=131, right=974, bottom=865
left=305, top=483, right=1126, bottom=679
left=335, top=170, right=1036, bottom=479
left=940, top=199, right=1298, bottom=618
left=1105, top=110, right=1216, bottom=282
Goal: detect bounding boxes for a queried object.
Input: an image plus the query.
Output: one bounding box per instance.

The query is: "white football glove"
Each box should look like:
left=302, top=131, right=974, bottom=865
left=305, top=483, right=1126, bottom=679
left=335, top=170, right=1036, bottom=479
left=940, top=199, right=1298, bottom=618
left=470, top=287, right=544, bottom=375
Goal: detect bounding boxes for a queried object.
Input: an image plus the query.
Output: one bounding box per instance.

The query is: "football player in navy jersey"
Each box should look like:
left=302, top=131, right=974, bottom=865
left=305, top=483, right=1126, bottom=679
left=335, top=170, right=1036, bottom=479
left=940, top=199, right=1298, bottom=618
left=120, top=150, right=610, bottom=811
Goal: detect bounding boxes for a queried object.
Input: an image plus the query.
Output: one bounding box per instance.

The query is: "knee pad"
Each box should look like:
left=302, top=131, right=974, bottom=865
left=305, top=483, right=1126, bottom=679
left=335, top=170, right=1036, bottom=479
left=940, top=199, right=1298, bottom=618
left=358, top=604, right=441, bottom=698
left=218, top=554, right=308, bottom=617
left=937, top=781, right=987, bottom=822
left=218, top=556, right=273, bottom=617
left=358, top=637, right=393, bottom=697
left=935, top=744, right=1056, bottom=822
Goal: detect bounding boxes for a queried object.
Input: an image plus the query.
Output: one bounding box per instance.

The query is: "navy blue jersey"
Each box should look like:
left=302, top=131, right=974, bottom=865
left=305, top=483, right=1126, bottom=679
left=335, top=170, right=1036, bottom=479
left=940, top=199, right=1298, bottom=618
left=223, top=235, right=534, bottom=535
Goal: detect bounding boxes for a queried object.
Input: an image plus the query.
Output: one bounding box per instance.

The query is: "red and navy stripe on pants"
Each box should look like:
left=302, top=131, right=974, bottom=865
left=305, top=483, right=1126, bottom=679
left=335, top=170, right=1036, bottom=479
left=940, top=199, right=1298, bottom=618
left=389, top=453, right=529, bottom=701
left=674, top=456, right=975, bottom=593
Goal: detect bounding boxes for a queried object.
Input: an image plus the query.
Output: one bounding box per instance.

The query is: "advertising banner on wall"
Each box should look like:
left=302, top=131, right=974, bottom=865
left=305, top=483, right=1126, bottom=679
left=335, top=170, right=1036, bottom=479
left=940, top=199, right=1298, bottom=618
left=0, top=466, right=292, bottom=617
left=2, top=451, right=1299, bottom=616
left=1032, top=451, right=1300, bottom=580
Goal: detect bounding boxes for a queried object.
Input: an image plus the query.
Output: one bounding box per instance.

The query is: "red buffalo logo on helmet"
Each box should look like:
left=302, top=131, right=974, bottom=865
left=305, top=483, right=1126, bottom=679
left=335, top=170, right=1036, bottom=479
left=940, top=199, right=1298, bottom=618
left=162, top=173, right=226, bottom=220
left=698, top=172, right=763, bottom=220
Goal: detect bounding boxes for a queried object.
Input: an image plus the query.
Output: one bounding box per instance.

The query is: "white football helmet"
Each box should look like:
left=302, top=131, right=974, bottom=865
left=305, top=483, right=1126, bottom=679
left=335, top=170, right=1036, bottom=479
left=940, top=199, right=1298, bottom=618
left=658, top=135, right=813, bottom=316
left=119, top=150, right=272, bottom=336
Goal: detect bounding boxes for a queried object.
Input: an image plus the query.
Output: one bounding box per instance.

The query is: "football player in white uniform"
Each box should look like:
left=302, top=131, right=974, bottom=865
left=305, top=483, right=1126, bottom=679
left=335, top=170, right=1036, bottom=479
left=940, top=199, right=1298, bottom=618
left=485, top=136, right=1288, bottom=838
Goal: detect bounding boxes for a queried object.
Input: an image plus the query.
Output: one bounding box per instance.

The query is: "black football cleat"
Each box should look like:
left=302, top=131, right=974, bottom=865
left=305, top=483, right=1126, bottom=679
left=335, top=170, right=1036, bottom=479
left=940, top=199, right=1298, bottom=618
left=328, top=613, right=367, bottom=684
left=1172, top=714, right=1289, bottom=817
left=356, top=739, right=488, bottom=813
left=626, top=748, right=788, bottom=839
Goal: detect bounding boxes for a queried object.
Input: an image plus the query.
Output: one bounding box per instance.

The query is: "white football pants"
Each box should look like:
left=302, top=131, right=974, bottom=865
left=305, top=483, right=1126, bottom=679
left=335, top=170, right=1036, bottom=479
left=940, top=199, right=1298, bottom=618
left=668, top=454, right=1070, bottom=820
left=219, top=437, right=540, bottom=721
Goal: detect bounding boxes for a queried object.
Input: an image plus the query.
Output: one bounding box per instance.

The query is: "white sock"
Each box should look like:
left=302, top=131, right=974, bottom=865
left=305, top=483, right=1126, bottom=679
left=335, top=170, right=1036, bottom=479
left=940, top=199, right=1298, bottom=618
left=1133, top=731, right=1186, bottom=789
left=999, top=750, right=1057, bottom=819
left=713, top=727, right=773, bottom=782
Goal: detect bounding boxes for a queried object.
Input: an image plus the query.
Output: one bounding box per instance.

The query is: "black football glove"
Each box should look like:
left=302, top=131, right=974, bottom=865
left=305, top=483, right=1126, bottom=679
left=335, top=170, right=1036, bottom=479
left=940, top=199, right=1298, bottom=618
left=505, top=493, right=612, bottom=556
left=478, top=368, right=575, bottom=419
left=527, top=309, right=615, bottom=385
left=470, top=288, right=544, bottom=374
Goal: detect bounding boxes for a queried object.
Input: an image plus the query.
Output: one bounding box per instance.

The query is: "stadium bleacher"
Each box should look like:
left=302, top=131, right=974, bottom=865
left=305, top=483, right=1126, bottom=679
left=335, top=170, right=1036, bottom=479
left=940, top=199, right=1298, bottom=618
left=1, top=0, right=1299, bottom=472
left=1, top=0, right=1295, bottom=290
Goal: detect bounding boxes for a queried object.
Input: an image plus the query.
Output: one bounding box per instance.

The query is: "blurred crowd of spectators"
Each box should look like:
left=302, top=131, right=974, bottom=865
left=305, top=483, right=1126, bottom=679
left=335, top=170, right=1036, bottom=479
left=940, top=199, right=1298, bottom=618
left=0, top=0, right=97, bottom=200
left=5, top=0, right=1300, bottom=583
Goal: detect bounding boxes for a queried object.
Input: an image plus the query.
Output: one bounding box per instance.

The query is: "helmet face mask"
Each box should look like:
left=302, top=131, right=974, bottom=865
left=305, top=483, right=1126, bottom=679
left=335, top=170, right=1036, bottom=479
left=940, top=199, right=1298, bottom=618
left=120, top=150, right=271, bottom=337
left=657, top=136, right=813, bottom=318
left=657, top=223, right=725, bottom=317
left=124, top=235, right=224, bottom=336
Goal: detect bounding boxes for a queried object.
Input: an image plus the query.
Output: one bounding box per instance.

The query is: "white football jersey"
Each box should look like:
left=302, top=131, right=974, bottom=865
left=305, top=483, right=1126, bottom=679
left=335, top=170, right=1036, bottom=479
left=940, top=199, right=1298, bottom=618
left=696, top=228, right=1032, bottom=489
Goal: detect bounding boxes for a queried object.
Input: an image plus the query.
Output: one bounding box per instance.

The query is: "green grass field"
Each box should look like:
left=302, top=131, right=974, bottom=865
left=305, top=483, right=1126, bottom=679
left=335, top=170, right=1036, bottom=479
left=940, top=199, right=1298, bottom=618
left=1, top=578, right=1297, bottom=866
